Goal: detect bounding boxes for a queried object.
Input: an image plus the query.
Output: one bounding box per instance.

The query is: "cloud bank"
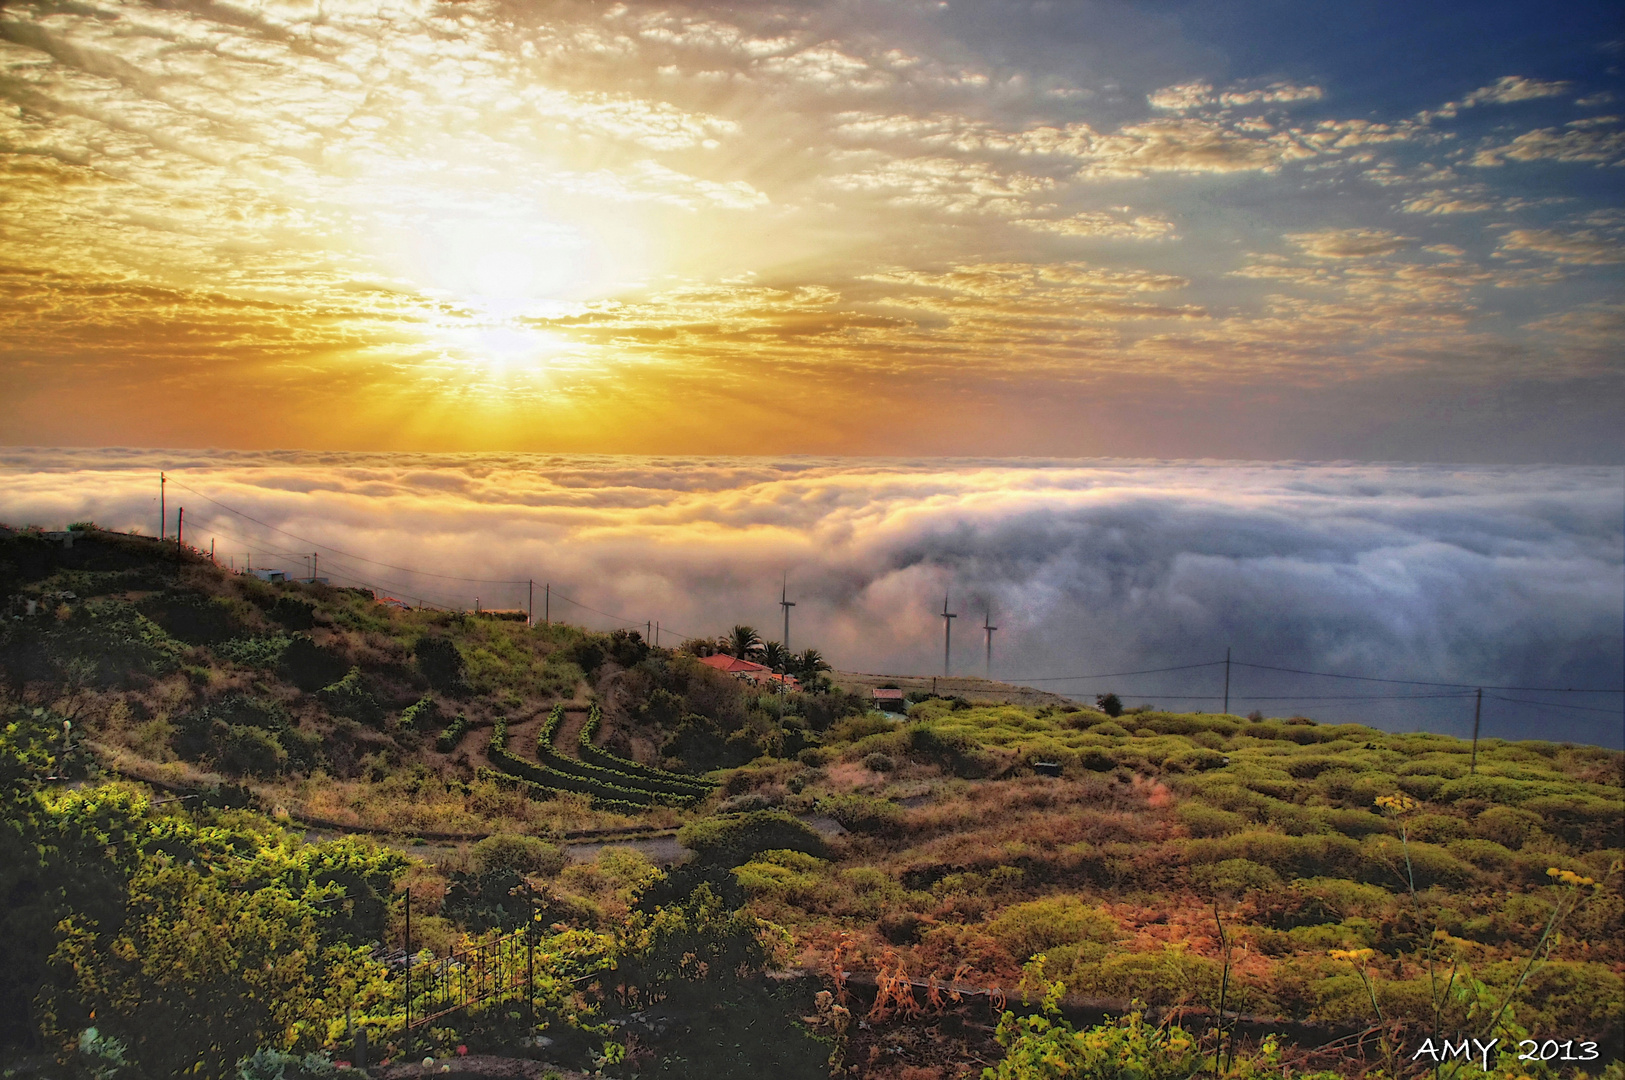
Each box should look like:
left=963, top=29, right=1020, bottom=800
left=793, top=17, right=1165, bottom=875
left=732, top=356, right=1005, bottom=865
left=3, top=450, right=1620, bottom=746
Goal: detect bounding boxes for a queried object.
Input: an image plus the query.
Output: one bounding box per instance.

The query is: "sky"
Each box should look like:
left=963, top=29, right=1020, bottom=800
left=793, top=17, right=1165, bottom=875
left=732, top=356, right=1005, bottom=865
left=2, top=0, right=1623, bottom=459
left=2, top=450, right=1621, bottom=746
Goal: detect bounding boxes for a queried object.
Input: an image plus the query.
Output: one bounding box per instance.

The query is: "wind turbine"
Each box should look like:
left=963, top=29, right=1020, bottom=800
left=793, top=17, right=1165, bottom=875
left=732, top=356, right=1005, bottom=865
left=941, top=591, right=958, bottom=676
left=779, top=573, right=796, bottom=660
left=983, top=609, right=997, bottom=679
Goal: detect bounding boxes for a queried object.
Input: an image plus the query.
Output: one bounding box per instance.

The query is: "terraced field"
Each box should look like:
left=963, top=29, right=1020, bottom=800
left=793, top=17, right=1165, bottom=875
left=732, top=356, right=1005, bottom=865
left=481, top=702, right=715, bottom=812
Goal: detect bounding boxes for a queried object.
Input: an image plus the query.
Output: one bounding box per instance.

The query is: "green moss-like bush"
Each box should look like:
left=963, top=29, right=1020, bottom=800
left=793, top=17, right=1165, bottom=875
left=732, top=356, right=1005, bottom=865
left=472, top=833, right=567, bottom=877
left=819, top=793, right=905, bottom=835
left=988, top=896, right=1122, bottom=965
left=677, top=810, right=827, bottom=865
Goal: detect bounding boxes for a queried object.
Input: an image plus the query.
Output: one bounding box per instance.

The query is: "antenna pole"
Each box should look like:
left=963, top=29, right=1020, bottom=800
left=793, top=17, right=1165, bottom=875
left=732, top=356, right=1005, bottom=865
left=1223, top=647, right=1231, bottom=715
left=160, top=472, right=166, bottom=540
left=1470, top=688, right=1483, bottom=773
left=941, top=592, right=958, bottom=676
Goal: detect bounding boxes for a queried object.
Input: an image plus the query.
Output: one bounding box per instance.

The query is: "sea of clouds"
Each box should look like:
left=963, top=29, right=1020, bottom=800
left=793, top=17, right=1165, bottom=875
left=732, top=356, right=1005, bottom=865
left=2, top=449, right=1620, bottom=746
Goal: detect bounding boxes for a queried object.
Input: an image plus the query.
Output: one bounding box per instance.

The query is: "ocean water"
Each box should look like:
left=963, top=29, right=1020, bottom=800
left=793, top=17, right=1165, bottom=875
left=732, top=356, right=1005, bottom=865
left=3, top=448, right=1621, bottom=747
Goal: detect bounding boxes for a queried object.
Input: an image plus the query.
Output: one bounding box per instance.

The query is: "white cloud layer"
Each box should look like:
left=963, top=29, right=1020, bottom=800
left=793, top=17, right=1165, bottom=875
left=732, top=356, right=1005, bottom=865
left=2, top=450, right=1620, bottom=745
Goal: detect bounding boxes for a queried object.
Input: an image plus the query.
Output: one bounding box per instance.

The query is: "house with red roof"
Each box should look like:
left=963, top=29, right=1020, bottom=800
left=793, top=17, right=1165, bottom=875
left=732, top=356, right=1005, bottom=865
left=698, top=652, right=800, bottom=690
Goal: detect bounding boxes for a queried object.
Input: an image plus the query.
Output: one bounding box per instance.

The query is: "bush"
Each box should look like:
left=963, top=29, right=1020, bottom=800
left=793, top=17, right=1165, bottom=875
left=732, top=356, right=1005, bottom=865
left=1472, top=805, right=1543, bottom=848
left=677, top=811, right=827, bottom=865
left=1446, top=838, right=1515, bottom=873
left=435, top=712, right=470, bottom=753
left=1191, top=858, right=1281, bottom=894
left=1095, top=693, right=1123, bottom=717
left=316, top=667, right=382, bottom=725
left=862, top=751, right=896, bottom=773
left=988, top=897, right=1121, bottom=963
left=819, top=793, right=905, bottom=835
left=218, top=725, right=287, bottom=777
left=473, top=833, right=567, bottom=877
left=414, top=635, right=468, bottom=694
left=1177, top=804, right=1246, bottom=838
left=278, top=635, right=348, bottom=692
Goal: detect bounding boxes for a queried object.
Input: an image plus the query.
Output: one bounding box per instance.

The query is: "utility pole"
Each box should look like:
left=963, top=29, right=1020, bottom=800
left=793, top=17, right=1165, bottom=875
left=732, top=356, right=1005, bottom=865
left=655, top=621, right=660, bottom=648
left=1470, top=688, right=1483, bottom=773
left=1223, top=647, right=1231, bottom=715
left=209, top=538, right=215, bottom=564
left=403, top=886, right=411, bottom=1057
left=312, top=553, right=318, bottom=581
left=780, top=574, right=796, bottom=657
left=176, top=507, right=184, bottom=561
left=647, top=620, right=652, bottom=642
left=941, top=592, right=957, bottom=677
left=544, top=583, right=550, bottom=626
left=159, top=472, right=166, bottom=540
left=528, top=580, right=534, bottom=627
left=983, top=609, right=997, bottom=679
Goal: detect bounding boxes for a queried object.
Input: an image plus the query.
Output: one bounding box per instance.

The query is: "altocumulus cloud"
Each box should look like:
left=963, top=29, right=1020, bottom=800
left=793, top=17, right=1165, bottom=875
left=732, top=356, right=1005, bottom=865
left=2, top=450, right=1620, bottom=745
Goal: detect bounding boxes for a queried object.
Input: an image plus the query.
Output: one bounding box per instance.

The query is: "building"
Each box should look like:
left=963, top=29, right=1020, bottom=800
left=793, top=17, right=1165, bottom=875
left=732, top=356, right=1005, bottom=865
left=697, top=653, right=801, bottom=690
left=248, top=568, right=289, bottom=583
left=872, top=688, right=907, bottom=713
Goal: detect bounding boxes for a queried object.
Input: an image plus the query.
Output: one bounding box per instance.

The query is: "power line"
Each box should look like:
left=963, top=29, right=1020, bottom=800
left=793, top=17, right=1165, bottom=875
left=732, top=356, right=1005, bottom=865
left=165, top=477, right=529, bottom=585
left=1231, top=659, right=1622, bottom=695
left=1022, top=661, right=1226, bottom=683
left=1488, top=695, right=1625, bottom=716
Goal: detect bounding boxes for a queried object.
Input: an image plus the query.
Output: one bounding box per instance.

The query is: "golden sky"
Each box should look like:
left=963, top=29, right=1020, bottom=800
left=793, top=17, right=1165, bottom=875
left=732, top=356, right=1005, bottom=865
left=2, top=0, right=1621, bottom=459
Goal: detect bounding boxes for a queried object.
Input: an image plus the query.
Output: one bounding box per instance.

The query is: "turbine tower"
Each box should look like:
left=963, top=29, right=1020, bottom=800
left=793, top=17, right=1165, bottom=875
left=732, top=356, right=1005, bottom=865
left=779, top=573, right=796, bottom=658
left=941, top=591, right=958, bottom=676
left=983, top=609, right=997, bottom=679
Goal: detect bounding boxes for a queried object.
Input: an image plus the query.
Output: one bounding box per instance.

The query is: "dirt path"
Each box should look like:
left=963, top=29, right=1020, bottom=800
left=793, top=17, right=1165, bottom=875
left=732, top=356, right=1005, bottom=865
left=503, top=710, right=547, bottom=763
left=553, top=704, right=590, bottom=759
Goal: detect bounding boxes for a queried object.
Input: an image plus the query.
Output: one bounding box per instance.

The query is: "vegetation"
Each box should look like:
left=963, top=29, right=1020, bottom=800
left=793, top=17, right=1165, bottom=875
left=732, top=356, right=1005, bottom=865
left=1, top=526, right=1620, bottom=1078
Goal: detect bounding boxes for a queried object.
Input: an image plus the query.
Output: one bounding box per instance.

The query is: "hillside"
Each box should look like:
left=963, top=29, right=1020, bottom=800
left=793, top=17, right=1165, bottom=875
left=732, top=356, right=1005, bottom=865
left=1, top=524, right=1621, bottom=1080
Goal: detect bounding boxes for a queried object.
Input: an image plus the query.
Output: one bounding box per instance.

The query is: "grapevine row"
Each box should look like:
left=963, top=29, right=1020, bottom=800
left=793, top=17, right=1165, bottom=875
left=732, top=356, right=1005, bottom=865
left=577, top=706, right=712, bottom=794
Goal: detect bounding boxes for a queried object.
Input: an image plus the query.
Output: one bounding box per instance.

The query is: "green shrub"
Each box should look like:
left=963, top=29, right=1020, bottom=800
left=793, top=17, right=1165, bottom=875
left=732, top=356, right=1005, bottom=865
left=1357, top=835, right=1477, bottom=890
left=862, top=751, right=896, bottom=773
left=472, top=833, right=567, bottom=877
left=1091, top=721, right=1129, bottom=737
left=677, top=811, right=827, bottom=865
left=1191, top=858, right=1281, bottom=894
left=1164, top=747, right=1228, bottom=772
left=316, top=667, right=382, bottom=725
left=397, top=695, right=439, bottom=731
left=1472, top=805, right=1543, bottom=848
left=987, top=897, right=1121, bottom=962
left=1176, top=804, right=1245, bottom=838
left=1446, top=838, right=1515, bottom=873
left=819, top=793, right=905, bottom=835
left=218, top=725, right=287, bottom=777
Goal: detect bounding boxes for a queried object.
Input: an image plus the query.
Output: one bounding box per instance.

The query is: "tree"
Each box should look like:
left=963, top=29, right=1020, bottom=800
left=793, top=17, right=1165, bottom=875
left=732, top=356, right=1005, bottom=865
left=794, top=649, right=830, bottom=680
left=724, top=625, right=763, bottom=660
left=759, top=640, right=787, bottom=672
left=1096, top=692, right=1123, bottom=717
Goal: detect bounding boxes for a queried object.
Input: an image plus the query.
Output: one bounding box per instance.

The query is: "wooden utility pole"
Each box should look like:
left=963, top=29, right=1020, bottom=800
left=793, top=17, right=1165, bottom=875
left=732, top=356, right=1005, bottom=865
left=528, top=580, right=534, bottom=626
left=209, top=538, right=215, bottom=564
left=544, top=583, right=549, bottom=626
left=176, top=507, right=184, bottom=562
left=159, top=472, right=166, bottom=540
left=1223, top=647, right=1231, bottom=715
left=403, top=887, right=411, bottom=1056
left=312, top=553, right=318, bottom=581
left=1470, top=688, right=1483, bottom=773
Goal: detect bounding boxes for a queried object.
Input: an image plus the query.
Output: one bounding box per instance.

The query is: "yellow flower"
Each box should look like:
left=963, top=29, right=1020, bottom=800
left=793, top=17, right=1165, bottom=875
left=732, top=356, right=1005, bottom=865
left=1374, top=793, right=1420, bottom=815
left=1328, top=948, right=1375, bottom=963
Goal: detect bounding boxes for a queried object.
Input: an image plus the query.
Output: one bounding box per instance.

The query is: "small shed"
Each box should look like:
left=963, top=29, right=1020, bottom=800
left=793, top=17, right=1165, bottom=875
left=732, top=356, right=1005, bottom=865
left=872, top=688, right=907, bottom=713
left=1031, top=760, right=1063, bottom=777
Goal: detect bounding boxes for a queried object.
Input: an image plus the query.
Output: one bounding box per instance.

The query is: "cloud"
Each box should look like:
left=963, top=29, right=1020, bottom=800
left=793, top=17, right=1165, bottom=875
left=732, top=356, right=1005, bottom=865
left=1, top=452, right=1619, bottom=745
left=1012, top=210, right=1177, bottom=240
left=1147, top=81, right=1323, bottom=111
left=1499, top=228, right=1625, bottom=265
left=1461, top=75, right=1574, bottom=107
left=1471, top=118, right=1625, bottom=166
left=1286, top=229, right=1414, bottom=259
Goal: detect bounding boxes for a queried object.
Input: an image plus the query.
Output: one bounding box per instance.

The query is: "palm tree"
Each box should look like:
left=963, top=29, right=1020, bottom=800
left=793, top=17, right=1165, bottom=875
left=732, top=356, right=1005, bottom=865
left=795, top=648, right=830, bottom=680
left=725, top=624, right=764, bottom=660
left=760, top=640, right=788, bottom=672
